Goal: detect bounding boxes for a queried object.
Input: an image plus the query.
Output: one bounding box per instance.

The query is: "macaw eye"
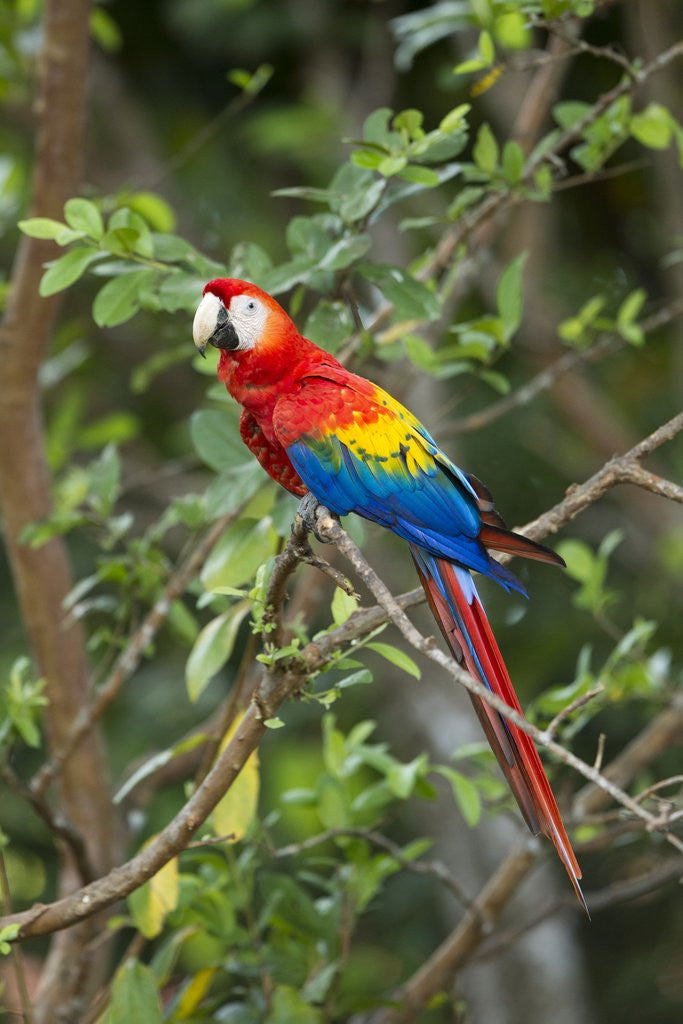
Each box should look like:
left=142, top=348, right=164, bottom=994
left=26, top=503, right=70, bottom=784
left=245, top=300, right=257, bottom=314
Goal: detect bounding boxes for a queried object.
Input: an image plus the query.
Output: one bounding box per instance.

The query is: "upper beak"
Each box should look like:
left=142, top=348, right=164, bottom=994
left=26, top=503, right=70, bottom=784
left=193, top=293, right=239, bottom=357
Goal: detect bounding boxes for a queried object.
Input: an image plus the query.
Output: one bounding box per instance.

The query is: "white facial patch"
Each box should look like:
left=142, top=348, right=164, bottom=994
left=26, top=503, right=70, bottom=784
left=193, top=292, right=223, bottom=350
left=228, top=293, right=270, bottom=351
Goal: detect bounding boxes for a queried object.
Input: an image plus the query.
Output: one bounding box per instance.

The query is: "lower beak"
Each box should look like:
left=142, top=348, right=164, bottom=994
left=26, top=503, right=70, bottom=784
left=208, top=316, right=239, bottom=352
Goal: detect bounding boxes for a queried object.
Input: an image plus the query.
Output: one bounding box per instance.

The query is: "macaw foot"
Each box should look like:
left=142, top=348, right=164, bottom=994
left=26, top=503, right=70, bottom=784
left=296, top=493, right=334, bottom=543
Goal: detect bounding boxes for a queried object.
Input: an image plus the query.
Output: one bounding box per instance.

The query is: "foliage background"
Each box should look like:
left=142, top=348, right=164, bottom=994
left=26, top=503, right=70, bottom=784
left=0, top=1, right=682, bottom=1022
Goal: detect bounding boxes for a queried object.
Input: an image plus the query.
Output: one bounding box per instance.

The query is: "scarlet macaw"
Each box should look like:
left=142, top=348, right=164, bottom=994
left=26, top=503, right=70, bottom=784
left=192, top=277, right=586, bottom=909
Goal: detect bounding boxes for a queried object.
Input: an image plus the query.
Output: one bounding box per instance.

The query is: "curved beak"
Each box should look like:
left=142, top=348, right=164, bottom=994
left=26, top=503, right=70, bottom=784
left=193, top=293, right=239, bottom=357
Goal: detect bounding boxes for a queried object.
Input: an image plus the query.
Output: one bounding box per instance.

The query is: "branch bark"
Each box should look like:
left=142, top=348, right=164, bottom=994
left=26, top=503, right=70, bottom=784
left=0, top=1, right=120, bottom=1016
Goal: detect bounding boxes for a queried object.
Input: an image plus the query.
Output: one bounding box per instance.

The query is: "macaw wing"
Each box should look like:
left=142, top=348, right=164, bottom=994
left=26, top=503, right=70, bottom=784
left=273, top=367, right=521, bottom=589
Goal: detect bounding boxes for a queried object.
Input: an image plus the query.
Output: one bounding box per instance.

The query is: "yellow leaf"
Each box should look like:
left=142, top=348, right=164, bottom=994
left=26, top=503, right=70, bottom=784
left=128, top=848, right=179, bottom=939
left=211, top=711, right=260, bottom=842
left=176, top=967, right=217, bottom=1018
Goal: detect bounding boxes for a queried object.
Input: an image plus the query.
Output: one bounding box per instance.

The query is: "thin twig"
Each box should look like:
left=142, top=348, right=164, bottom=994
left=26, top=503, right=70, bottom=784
left=536, top=18, right=637, bottom=77
left=2, top=765, right=93, bottom=883
left=593, top=733, right=606, bottom=774
left=275, top=826, right=473, bottom=909
left=471, top=856, right=683, bottom=965
left=546, top=685, right=605, bottom=739
left=634, top=775, right=683, bottom=805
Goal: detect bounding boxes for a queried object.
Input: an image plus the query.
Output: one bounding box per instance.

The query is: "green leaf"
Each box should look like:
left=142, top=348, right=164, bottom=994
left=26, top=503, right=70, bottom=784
left=186, top=602, right=251, bottom=702
left=203, top=464, right=266, bottom=519
left=558, top=294, right=606, bottom=347
left=90, top=5, right=122, bottom=53
left=479, top=369, right=510, bottom=394
left=616, top=287, right=646, bottom=345
left=113, top=735, right=207, bottom=805
left=478, top=29, right=495, bottom=65
left=201, top=518, right=278, bottom=593
left=212, top=711, right=260, bottom=841
left=331, top=586, right=359, bottom=626
left=362, top=107, right=394, bottom=146
left=403, top=334, right=440, bottom=373
left=88, top=444, right=120, bottom=516
left=630, top=103, right=673, bottom=150
left=128, top=855, right=179, bottom=939
left=317, top=775, right=348, bottom=828
left=337, top=669, right=372, bottom=689
left=92, top=269, right=155, bottom=327
left=367, top=641, right=420, bottom=678
left=494, top=11, right=530, bottom=49
left=358, top=263, right=440, bottom=320
left=557, top=539, right=597, bottom=583
left=386, top=754, right=428, bottom=799
left=39, top=246, right=100, bottom=296
left=18, top=217, right=68, bottom=240
left=304, top=300, right=353, bottom=352
left=266, top=984, right=323, bottom=1024
left=557, top=531, right=623, bottom=614
left=190, top=408, right=251, bottom=474
left=351, top=149, right=384, bottom=171
left=78, top=411, right=138, bottom=449
left=64, top=197, right=104, bottom=240
left=553, top=101, right=592, bottom=130
left=399, top=164, right=441, bottom=187
left=378, top=155, right=407, bottom=177
left=473, top=123, right=499, bottom=175
left=496, top=252, right=527, bottom=339
left=439, top=103, right=471, bottom=134
left=0, top=924, right=20, bottom=955
left=327, top=161, right=385, bottom=222
left=108, top=207, right=154, bottom=258
left=393, top=108, right=424, bottom=138
left=317, top=232, right=372, bottom=272
left=126, top=191, right=176, bottom=232
left=104, top=961, right=162, bottom=1024
left=501, top=140, right=524, bottom=184
left=437, top=766, right=481, bottom=827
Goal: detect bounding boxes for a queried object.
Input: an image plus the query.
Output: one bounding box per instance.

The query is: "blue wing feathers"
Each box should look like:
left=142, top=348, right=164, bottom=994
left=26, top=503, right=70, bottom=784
left=286, top=436, right=526, bottom=595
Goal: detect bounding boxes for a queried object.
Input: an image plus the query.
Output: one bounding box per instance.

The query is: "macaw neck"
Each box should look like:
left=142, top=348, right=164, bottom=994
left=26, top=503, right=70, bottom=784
left=217, top=331, right=331, bottom=424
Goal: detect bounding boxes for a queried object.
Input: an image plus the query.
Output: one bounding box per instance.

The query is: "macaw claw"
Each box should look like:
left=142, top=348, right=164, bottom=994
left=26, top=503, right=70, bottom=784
left=296, top=493, right=333, bottom=543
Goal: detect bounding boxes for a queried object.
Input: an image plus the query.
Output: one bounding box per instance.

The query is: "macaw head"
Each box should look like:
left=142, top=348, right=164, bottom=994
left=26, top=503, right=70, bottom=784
left=192, top=278, right=295, bottom=358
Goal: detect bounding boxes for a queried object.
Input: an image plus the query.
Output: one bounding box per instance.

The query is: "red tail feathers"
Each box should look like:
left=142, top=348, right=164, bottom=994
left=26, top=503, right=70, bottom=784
left=413, top=551, right=587, bottom=913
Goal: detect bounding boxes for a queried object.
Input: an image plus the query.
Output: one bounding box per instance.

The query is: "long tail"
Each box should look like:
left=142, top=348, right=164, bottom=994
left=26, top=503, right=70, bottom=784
left=411, top=546, right=588, bottom=913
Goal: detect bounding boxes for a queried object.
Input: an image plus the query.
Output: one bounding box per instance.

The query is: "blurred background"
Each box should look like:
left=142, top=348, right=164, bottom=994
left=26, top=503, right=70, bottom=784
left=1, top=1, right=682, bottom=1021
